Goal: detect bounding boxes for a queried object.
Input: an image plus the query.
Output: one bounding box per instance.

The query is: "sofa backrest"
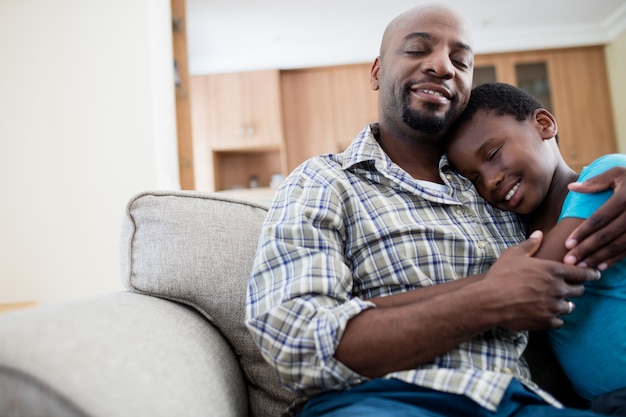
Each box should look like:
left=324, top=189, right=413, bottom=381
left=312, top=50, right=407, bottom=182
left=120, top=191, right=294, bottom=417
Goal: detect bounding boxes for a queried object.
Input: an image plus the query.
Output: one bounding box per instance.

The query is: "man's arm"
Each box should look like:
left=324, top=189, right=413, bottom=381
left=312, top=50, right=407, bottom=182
left=564, top=166, right=626, bottom=269
left=334, top=231, right=600, bottom=378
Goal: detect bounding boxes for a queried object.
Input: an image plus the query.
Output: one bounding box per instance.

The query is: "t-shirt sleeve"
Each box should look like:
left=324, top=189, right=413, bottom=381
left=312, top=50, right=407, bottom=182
left=559, top=154, right=626, bottom=221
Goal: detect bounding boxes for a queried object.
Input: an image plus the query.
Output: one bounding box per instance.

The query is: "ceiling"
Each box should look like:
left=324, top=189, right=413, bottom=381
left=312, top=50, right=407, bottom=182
left=186, top=0, right=626, bottom=75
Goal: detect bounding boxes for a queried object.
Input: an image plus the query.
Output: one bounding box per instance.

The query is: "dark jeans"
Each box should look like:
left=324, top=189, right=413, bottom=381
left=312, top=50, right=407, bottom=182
left=592, top=387, right=626, bottom=416
left=298, top=378, right=610, bottom=417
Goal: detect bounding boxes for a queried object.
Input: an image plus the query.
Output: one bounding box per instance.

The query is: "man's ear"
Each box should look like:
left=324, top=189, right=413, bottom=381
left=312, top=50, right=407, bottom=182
left=370, top=57, right=381, bottom=91
left=533, top=108, right=558, bottom=140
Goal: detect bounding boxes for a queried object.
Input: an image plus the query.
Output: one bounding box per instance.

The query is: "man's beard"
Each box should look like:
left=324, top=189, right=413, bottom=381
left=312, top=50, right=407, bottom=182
left=401, top=85, right=458, bottom=135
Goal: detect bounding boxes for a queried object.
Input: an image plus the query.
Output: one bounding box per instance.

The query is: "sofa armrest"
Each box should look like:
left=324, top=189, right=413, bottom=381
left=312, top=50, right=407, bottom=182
left=0, top=292, right=248, bottom=417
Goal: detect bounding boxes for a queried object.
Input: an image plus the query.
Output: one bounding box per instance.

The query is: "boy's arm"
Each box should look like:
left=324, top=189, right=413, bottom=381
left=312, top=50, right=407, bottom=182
left=564, top=166, right=626, bottom=269
left=533, top=218, right=584, bottom=262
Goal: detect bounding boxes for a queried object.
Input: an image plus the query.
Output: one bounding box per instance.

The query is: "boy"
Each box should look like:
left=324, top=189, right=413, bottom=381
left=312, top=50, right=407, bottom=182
left=446, top=82, right=626, bottom=408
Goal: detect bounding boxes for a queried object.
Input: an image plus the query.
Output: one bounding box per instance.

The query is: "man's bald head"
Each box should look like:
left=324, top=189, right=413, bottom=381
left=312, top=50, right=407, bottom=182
left=379, top=4, right=473, bottom=58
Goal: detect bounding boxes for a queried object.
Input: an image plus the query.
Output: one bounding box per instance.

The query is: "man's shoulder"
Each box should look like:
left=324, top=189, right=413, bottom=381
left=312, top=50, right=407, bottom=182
left=291, top=153, right=345, bottom=177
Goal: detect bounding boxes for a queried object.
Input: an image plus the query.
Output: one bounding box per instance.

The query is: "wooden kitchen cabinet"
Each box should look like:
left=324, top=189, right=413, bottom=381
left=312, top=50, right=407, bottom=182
left=190, top=69, right=287, bottom=192
left=330, top=63, right=379, bottom=151
left=281, top=63, right=378, bottom=172
left=283, top=51, right=616, bottom=173
left=190, top=47, right=617, bottom=192
left=550, top=47, right=617, bottom=170
left=281, top=67, right=338, bottom=172
left=474, top=46, right=617, bottom=172
left=203, top=70, right=285, bottom=151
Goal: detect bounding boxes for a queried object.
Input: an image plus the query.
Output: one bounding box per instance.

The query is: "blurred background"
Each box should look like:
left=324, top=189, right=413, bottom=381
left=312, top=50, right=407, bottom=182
left=1, top=0, right=625, bottom=309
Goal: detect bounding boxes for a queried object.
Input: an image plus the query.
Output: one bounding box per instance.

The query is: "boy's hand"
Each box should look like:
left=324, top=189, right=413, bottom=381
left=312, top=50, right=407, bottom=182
left=564, top=166, right=626, bottom=269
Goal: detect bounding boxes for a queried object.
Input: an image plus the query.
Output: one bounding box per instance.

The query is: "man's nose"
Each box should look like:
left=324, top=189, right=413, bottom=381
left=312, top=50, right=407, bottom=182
left=422, top=50, right=454, bottom=79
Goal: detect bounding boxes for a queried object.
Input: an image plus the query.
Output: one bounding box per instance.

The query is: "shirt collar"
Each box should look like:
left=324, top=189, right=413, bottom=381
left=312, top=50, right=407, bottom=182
left=338, top=123, right=472, bottom=202
left=340, top=123, right=457, bottom=173
left=339, top=123, right=387, bottom=171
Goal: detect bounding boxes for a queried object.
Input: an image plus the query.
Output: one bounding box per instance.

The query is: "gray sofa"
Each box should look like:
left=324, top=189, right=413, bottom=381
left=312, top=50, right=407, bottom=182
left=0, top=190, right=583, bottom=417
left=0, top=191, right=294, bottom=417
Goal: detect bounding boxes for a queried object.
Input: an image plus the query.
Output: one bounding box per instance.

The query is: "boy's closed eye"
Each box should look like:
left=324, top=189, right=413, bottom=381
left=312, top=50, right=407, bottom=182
left=487, top=146, right=502, bottom=162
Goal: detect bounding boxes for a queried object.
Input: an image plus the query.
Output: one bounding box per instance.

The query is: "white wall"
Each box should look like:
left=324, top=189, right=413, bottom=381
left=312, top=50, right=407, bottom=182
left=606, top=29, right=626, bottom=153
left=0, top=0, right=179, bottom=305
left=186, top=0, right=626, bottom=75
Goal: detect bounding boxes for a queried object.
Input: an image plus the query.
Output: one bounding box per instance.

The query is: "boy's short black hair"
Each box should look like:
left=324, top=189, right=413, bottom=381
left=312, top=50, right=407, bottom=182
left=454, top=82, right=544, bottom=126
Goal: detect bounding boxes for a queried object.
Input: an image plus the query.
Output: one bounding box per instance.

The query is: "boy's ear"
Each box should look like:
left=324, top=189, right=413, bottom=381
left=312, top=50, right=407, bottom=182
left=533, top=108, right=558, bottom=140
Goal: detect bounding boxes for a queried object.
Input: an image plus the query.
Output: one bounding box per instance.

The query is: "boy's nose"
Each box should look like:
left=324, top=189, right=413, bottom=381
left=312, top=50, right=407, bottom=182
left=484, top=171, right=503, bottom=191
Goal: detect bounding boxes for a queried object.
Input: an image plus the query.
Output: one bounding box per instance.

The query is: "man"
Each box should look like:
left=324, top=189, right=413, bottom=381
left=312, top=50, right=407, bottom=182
left=246, top=4, right=626, bottom=416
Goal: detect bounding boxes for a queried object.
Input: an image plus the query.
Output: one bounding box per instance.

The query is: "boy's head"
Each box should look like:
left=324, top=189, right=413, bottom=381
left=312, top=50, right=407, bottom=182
left=453, top=82, right=543, bottom=127
left=446, top=82, right=560, bottom=215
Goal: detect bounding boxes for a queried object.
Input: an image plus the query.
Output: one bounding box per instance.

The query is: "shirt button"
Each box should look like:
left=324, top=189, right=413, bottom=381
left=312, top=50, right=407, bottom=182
left=455, top=207, right=464, bottom=215
left=477, top=241, right=486, bottom=249
left=446, top=174, right=452, bottom=180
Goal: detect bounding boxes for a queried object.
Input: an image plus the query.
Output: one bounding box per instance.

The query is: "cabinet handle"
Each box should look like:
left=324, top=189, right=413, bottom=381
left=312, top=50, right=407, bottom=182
left=239, top=124, right=255, bottom=138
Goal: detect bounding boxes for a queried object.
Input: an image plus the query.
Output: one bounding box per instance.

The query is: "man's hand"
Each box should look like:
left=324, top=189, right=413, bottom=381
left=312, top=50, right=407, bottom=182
left=564, top=166, right=626, bottom=270
left=485, top=231, right=601, bottom=331
left=335, top=232, right=600, bottom=377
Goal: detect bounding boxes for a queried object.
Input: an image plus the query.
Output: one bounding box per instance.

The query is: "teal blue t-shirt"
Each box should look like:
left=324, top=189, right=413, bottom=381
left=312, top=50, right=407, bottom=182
left=548, top=154, right=626, bottom=400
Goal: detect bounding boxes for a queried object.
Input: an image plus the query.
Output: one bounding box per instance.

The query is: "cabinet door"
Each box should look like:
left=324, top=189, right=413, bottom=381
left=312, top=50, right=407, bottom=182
left=473, top=55, right=515, bottom=86
left=204, top=72, right=243, bottom=149
left=474, top=52, right=556, bottom=112
left=330, top=63, right=379, bottom=151
left=282, top=68, right=338, bottom=172
left=509, top=51, right=558, bottom=114
left=239, top=70, right=285, bottom=150
left=282, top=64, right=379, bottom=172
left=550, top=47, right=617, bottom=171
left=202, top=70, right=284, bottom=151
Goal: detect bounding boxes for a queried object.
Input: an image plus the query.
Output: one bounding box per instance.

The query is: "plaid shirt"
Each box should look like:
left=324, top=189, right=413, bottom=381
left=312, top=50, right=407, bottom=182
left=246, top=124, right=560, bottom=411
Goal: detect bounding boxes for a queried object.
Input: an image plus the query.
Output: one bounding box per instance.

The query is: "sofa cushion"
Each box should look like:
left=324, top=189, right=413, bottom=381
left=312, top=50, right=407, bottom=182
left=120, top=191, right=294, bottom=417
left=0, top=292, right=248, bottom=417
